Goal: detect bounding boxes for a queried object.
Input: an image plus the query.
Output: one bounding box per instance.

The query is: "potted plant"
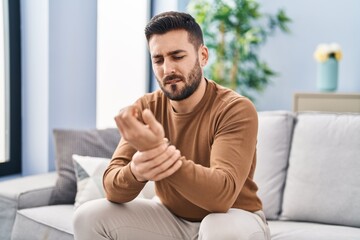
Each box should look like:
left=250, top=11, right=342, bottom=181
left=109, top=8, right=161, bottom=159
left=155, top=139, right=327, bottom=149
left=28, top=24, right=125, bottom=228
left=188, top=0, right=291, bottom=101
left=313, top=43, right=342, bottom=92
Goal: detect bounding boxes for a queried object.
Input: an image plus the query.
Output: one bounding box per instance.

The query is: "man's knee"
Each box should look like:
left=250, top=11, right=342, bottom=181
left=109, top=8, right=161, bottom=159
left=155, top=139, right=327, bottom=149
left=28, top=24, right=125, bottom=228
left=199, top=214, right=241, bottom=240
left=74, top=199, right=101, bottom=225
left=198, top=214, right=232, bottom=240
left=198, top=210, right=269, bottom=240
left=73, top=198, right=111, bottom=239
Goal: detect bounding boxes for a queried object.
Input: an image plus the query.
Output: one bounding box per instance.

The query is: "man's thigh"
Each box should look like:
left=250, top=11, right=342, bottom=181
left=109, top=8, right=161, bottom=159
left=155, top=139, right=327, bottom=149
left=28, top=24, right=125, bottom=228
left=73, top=198, right=199, bottom=240
left=198, top=209, right=270, bottom=240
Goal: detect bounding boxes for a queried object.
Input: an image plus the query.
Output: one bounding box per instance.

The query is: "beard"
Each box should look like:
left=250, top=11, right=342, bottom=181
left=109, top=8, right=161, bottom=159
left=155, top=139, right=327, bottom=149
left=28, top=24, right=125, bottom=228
left=157, top=59, right=202, bottom=101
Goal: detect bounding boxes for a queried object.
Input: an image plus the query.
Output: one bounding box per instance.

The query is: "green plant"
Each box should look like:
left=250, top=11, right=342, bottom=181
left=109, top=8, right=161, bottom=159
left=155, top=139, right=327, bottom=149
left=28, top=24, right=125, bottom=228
left=188, top=0, right=291, bottom=101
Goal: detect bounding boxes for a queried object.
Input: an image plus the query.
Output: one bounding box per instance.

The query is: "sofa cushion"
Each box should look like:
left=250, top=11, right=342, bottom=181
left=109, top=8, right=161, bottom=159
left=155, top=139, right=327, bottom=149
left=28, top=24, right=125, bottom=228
left=254, top=111, right=295, bottom=220
left=280, top=112, right=360, bottom=228
left=73, top=154, right=110, bottom=208
left=50, top=128, right=120, bottom=205
left=268, top=220, right=360, bottom=240
left=11, top=205, right=74, bottom=240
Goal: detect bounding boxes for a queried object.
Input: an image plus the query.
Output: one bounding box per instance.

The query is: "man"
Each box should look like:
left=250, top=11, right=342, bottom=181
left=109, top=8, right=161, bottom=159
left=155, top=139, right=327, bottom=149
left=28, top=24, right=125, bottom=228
left=74, top=11, right=270, bottom=240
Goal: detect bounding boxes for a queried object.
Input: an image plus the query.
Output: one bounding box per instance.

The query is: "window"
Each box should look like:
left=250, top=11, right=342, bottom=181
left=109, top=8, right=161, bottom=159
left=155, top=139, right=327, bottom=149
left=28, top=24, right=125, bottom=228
left=0, top=0, right=21, bottom=176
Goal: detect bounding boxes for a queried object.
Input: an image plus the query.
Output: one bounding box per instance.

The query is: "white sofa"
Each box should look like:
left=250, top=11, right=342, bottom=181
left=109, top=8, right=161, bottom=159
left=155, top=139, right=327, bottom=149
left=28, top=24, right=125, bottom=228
left=1, top=111, right=360, bottom=240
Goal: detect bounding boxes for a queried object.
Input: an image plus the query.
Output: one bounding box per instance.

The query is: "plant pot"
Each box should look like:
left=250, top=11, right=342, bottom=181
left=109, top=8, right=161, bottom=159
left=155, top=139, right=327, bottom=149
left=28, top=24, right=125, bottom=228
left=316, top=58, right=338, bottom=92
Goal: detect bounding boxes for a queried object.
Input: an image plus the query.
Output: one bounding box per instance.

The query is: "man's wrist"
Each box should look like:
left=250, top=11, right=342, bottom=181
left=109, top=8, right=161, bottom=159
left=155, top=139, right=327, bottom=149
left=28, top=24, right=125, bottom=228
left=139, top=139, right=169, bottom=154
left=138, top=139, right=168, bottom=152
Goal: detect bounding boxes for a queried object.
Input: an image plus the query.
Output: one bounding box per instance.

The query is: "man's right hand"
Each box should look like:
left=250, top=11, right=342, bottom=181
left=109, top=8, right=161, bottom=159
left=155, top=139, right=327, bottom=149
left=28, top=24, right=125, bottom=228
left=114, top=106, right=165, bottom=151
left=130, top=142, right=182, bottom=182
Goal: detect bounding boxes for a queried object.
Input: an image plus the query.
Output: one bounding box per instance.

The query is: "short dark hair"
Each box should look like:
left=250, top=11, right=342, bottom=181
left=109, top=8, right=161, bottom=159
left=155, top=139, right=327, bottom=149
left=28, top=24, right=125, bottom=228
left=145, top=11, right=204, bottom=49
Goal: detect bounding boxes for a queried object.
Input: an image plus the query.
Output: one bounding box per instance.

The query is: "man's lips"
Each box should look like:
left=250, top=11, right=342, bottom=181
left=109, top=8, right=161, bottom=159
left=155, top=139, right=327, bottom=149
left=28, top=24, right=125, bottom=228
left=165, top=78, right=182, bottom=85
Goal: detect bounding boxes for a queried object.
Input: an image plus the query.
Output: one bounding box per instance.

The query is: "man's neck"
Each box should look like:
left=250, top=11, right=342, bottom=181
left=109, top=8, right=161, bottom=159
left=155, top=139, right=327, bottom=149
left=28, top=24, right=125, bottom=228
left=170, top=78, right=207, bottom=114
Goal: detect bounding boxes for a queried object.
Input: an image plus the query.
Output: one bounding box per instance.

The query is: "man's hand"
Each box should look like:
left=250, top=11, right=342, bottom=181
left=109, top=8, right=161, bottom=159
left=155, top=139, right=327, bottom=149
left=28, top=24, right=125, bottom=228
left=114, top=106, right=164, bottom=151
left=130, top=143, right=182, bottom=182
left=115, top=106, right=182, bottom=181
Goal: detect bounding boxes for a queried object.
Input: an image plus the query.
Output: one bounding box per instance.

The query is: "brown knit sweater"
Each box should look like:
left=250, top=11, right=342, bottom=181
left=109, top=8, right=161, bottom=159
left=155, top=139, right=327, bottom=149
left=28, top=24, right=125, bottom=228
left=103, top=79, right=262, bottom=221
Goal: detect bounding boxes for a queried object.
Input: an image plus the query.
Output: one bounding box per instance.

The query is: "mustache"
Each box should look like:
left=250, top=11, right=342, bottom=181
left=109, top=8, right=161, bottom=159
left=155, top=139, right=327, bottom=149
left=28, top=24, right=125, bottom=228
left=163, top=74, right=185, bottom=83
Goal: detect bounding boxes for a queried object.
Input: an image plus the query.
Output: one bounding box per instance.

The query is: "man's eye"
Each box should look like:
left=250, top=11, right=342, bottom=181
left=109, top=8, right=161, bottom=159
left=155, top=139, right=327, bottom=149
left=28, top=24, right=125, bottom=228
left=153, top=59, right=163, bottom=64
left=173, top=56, right=184, bottom=60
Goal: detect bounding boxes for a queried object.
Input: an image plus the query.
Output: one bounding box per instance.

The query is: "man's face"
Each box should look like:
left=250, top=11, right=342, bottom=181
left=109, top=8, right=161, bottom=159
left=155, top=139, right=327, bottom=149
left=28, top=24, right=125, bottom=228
left=148, top=30, right=204, bottom=101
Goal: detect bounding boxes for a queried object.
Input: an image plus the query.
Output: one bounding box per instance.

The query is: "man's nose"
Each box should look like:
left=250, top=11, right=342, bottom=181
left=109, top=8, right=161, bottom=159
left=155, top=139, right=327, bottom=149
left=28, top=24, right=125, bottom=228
left=163, top=59, right=176, bottom=75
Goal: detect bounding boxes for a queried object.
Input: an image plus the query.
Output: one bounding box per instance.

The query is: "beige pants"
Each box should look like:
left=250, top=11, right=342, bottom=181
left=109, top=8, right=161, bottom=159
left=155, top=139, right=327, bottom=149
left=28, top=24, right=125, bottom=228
left=73, top=198, right=270, bottom=240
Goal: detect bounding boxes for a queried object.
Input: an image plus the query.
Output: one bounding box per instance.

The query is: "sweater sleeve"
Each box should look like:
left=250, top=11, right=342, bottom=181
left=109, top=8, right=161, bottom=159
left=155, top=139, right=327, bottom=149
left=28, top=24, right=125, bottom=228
left=102, top=98, right=152, bottom=203
left=162, top=98, right=258, bottom=213
left=103, top=138, right=147, bottom=203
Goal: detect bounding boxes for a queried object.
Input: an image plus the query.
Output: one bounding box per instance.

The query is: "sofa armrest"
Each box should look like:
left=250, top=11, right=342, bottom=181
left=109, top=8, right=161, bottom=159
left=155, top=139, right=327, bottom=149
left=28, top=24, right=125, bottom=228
left=0, top=172, right=57, bottom=209
left=0, top=172, right=57, bottom=240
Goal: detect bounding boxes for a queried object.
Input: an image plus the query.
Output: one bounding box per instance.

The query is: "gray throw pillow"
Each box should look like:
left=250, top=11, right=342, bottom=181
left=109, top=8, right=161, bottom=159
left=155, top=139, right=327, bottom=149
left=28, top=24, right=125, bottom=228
left=280, top=112, right=360, bottom=228
left=50, top=128, right=120, bottom=205
left=255, top=111, right=295, bottom=220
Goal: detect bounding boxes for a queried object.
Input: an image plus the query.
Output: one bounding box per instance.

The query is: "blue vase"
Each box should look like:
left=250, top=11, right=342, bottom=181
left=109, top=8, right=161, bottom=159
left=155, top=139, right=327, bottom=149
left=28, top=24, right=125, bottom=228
left=317, top=58, right=338, bottom=92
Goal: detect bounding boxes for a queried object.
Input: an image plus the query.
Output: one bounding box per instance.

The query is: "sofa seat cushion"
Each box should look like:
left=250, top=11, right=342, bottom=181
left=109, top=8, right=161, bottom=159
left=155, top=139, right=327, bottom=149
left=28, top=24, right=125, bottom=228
left=268, top=220, right=360, bottom=240
left=11, top=205, right=74, bottom=240
left=281, top=112, right=360, bottom=227
left=255, top=111, right=295, bottom=220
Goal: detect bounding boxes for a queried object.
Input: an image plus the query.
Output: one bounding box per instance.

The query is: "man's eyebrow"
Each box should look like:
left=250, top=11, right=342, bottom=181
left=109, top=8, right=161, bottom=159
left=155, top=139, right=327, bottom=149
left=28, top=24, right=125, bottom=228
left=152, top=50, right=187, bottom=59
left=168, top=50, right=187, bottom=55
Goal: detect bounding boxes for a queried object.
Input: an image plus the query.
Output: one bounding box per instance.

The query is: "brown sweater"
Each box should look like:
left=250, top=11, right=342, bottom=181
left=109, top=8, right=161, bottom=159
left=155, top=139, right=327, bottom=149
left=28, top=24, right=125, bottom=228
left=103, top=79, right=262, bottom=221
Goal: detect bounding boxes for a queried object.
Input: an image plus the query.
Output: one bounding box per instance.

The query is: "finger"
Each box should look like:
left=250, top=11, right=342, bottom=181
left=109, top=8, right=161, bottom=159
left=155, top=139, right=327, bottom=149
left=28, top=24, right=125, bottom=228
left=142, top=109, right=164, bottom=137
left=135, top=145, right=177, bottom=173
left=114, top=107, right=135, bottom=131
left=148, top=146, right=178, bottom=169
left=129, top=160, right=147, bottom=182
left=119, top=108, right=143, bottom=130
left=146, top=148, right=181, bottom=178
left=131, top=145, right=174, bottom=180
left=133, top=105, right=143, bottom=122
left=133, top=143, right=169, bottom=163
left=152, top=160, right=182, bottom=181
left=114, top=114, right=136, bottom=140
left=116, top=107, right=149, bottom=139
left=114, top=114, right=126, bottom=136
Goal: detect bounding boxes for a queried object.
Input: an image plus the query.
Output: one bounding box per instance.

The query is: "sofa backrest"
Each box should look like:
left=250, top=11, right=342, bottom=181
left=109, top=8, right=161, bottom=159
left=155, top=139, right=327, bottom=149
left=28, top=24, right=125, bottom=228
left=280, top=112, right=360, bottom=228
left=51, top=128, right=120, bottom=205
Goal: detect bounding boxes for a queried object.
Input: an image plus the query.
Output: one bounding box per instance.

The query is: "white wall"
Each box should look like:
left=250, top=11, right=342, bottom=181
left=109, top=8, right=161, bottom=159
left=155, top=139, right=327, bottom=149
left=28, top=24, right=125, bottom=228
left=21, top=0, right=50, bottom=174
left=96, top=0, right=150, bottom=128
left=255, top=0, right=360, bottom=111
left=21, top=0, right=97, bottom=175
left=48, top=0, right=97, bottom=169
left=153, top=0, right=178, bottom=14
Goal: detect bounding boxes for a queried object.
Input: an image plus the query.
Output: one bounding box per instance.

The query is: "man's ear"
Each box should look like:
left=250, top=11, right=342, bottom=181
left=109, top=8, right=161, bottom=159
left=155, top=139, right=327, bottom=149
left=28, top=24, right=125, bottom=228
left=199, top=45, right=209, bottom=67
